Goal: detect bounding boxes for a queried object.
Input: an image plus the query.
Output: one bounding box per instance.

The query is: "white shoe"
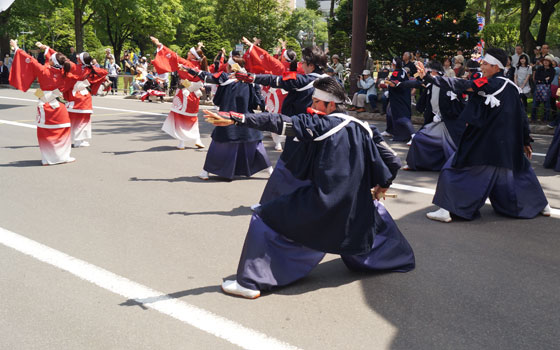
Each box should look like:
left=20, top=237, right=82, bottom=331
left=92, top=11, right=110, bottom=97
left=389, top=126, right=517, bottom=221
left=250, top=203, right=261, bottom=211
left=198, top=170, right=209, bottom=180
left=406, top=134, right=415, bottom=146
left=195, top=139, right=205, bottom=149
left=381, top=131, right=393, bottom=137
left=541, top=204, right=551, bottom=217
left=221, top=280, right=260, bottom=299
left=74, top=140, right=90, bottom=148
left=267, top=166, right=274, bottom=175
left=274, top=143, right=283, bottom=151
left=177, top=140, right=185, bottom=150
left=402, top=164, right=411, bottom=170
left=426, top=208, right=452, bottom=223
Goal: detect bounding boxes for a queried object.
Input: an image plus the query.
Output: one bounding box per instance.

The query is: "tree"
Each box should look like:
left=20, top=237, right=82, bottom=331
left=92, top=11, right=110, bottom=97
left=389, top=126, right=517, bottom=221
left=331, top=0, right=478, bottom=59
left=329, top=30, right=350, bottom=59
left=283, top=8, right=328, bottom=47
left=91, top=0, right=181, bottom=62
left=183, top=16, right=231, bottom=59
left=305, top=0, right=321, bottom=13
left=72, top=0, right=95, bottom=52
left=215, top=0, right=290, bottom=50
left=520, top=0, right=560, bottom=54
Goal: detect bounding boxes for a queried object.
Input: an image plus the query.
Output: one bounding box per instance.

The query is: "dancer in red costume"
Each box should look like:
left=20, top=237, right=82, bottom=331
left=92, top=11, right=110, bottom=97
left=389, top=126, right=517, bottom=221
left=9, top=39, right=75, bottom=165
left=150, top=36, right=205, bottom=149
left=36, top=42, right=108, bottom=148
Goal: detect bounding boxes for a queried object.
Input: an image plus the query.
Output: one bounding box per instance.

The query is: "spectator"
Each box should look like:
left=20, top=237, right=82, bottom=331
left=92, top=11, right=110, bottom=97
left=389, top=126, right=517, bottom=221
left=4, top=54, right=12, bottom=70
left=515, top=54, right=532, bottom=111
left=402, top=51, right=417, bottom=76
left=443, top=58, right=455, bottom=77
left=452, top=49, right=464, bottom=65
left=453, top=55, right=465, bottom=78
left=511, top=45, right=525, bottom=67
left=69, top=47, right=77, bottom=63
left=120, top=51, right=134, bottom=95
left=549, top=56, right=560, bottom=121
left=91, top=58, right=101, bottom=68
left=132, top=66, right=147, bottom=95
left=329, top=54, right=344, bottom=81
left=532, top=46, right=542, bottom=66
left=107, top=57, right=120, bottom=95
left=104, top=48, right=114, bottom=68
left=504, top=56, right=515, bottom=81
left=139, top=56, right=148, bottom=72
left=532, top=55, right=556, bottom=122
left=541, top=44, right=550, bottom=57
left=0, top=61, right=9, bottom=84
left=348, top=70, right=376, bottom=113
left=325, top=67, right=343, bottom=86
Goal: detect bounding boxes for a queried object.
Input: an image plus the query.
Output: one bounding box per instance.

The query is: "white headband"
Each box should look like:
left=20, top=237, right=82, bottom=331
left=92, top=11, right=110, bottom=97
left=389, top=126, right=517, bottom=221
left=50, top=54, right=59, bottom=66
left=312, top=88, right=343, bottom=104
left=482, top=54, right=505, bottom=69
left=227, top=57, right=236, bottom=67
left=392, top=59, right=397, bottom=65
left=190, top=47, right=201, bottom=60
left=78, top=52, right=86, bottom=65
left=283, top=50, right=291, bottom=62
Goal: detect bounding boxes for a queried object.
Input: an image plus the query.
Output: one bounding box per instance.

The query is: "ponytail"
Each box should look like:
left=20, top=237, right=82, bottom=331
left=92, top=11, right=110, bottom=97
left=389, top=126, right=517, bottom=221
left=55, top=53, right=71, bottom=75
left=196, top=48, right=208, bottom=71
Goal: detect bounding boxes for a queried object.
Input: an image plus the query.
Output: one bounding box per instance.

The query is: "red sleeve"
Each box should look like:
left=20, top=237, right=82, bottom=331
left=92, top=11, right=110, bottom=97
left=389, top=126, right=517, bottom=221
left=88, top=67, right=109, bottom=94
left=244, top=45, right=285, bottom=75
left=151, top=45, right=179, bottom=74
left=9, top=49, right=42, bottom=92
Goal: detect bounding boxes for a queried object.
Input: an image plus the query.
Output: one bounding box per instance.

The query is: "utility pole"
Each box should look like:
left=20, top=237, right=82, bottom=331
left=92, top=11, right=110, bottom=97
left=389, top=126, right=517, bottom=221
left=350, top=0, right=367, bottom=95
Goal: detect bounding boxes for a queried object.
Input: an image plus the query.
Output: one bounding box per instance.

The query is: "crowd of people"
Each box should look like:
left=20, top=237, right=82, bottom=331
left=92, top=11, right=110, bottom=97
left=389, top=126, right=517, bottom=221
left=4, top=35, right=559, bottom=299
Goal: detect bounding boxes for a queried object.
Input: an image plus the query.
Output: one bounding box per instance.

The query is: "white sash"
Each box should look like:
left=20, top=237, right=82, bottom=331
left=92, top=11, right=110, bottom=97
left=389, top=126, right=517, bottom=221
left=72, top=79, right=90, bottom=96
left=477, top=77, right=521, bottom=108
left=295, top=73, right=329, bottom=91
left=313, top=113, right=373, bottom=141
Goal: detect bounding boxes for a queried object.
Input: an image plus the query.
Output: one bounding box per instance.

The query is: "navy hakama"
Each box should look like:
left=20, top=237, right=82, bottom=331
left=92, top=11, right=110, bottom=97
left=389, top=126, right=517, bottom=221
left=259, top=158, right=310, bottom=203
left=386, top=72, right=420, bottom=142
left=406, top=122, right=456, bottom=171
left=543, top=125, right=560, bottom=171
left=203, top=140, right=270, bottom=179
left=433, top=156, right=548, bottom=220
left=237, top=203, right=415, bottom=291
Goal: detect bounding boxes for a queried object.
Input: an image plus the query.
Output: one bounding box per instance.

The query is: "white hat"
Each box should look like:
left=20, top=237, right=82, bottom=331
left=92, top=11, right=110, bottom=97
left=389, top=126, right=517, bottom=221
left=362, top=69, right=371, bottom=75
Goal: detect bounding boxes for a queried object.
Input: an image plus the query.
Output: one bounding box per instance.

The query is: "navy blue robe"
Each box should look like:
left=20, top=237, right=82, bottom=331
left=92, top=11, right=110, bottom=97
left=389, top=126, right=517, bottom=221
left=416, top=76, right=467, bottom=145
left=200, top=71, right=263, bottom=143
left=241, top=112, right=394, bottom=255
left=444, top=72, right=532, bottom=171
left=544, top=125, right=560, bottom=171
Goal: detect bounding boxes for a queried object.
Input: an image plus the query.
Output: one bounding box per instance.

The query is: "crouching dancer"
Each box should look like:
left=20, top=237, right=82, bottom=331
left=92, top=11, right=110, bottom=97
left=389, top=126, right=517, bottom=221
left=416, top=49, right=551, bottom=223
left=204, top=77, right=415, bottom=299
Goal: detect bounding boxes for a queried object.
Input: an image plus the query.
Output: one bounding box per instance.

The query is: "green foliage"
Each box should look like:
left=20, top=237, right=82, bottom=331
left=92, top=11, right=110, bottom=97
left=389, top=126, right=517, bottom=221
left=215, top=0, right=288, bottom=50
left=284, top=8, right=328, bottom=47
left=481, top=23, right=520, bottom=51
left=331, top=0, right=479, bottom=59
left=285, top=37, right=302, bottom=61
left=305, top=0, right=320, bottom=12
left=328, top=30, right=350, bottom=59
left=182, top=16, right=231, bottom=59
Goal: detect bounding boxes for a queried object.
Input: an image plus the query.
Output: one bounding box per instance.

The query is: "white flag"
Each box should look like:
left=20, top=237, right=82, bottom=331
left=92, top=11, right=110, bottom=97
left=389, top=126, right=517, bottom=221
left=0, top=0, right=16, bottom=12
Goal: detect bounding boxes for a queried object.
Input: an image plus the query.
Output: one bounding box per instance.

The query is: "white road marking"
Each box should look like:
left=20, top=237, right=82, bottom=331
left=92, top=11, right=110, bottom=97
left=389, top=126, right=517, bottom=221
left=0, top=119, right=37, bottom=129
left=391, top=182, right=560, bottom=217
left=0, top=226, right=301, bottom=350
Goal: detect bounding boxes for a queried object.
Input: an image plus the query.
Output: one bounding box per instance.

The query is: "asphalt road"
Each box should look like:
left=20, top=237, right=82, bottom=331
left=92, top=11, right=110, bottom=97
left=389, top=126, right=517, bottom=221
left=1, top=89, right=559, bottom=350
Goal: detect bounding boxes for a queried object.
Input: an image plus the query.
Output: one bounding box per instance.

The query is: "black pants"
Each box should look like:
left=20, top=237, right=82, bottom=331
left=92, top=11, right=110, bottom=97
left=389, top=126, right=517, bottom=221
left=109, top=76, right=118, bottom=92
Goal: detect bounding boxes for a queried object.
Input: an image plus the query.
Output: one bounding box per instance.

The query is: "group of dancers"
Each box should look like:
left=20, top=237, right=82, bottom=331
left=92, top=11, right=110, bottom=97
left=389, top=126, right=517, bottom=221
left=6, top=36, right=556, bottom=298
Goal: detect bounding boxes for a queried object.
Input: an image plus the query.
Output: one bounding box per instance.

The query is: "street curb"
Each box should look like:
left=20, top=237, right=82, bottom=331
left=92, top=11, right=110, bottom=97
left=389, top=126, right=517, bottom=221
left=347, top=110, right=556, bottom=136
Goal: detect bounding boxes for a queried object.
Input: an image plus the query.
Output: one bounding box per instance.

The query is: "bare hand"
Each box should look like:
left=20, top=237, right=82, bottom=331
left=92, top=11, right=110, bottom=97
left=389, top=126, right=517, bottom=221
left=372, top=185, right=389, bottom=200
left=150, top=36, right=161, bottom=46
left=415, top=61, right=426, bottom=78
left=203, top=110, right=234, bottom=126
left=197, top=42, right=204, bottom=49
left=524, top=145, right=533, bottom=160
left=278, top=39, right=287, bottom=49
left=242, top=36, right=252, bottom=46
left=252, top=37, right=261, bottom=46
left=9, top=39, right=18, bottom=49
left=35, top=41, right=46, bottom=50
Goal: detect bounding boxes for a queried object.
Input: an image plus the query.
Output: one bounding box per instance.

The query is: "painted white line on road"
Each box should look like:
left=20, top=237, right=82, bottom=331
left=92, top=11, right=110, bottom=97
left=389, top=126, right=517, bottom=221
left=0, top=227, right=301, bottom=350
left=0, top=119, right=37, bottom=129
left=534, top=153, right=546, bottom=157
left=391, top=182, right=560, bottom=217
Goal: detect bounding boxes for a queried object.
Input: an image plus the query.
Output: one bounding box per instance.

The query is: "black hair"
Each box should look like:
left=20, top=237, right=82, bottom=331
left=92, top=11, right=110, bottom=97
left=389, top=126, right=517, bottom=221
left=80, top=52, right=92, bottom=66
left=313, top=76, right=346, bottom=111
left=427, top=60, right=443, bottom=74
left=485, top=48, right=508, bottom=68
left=517, top=53, right=530, bottom=68
left=56, top=53, right=71, bottom=75
left=231, top=56, right=246, bottom=68
left=301, top=46, right=327, bottom=72
left=466, top=59, right=480, bottom=71
left=231, top=50, right=240, bottom=57
left=284, top=49, right=298, bottom=71
left=392, top=57, right=403, bottom=69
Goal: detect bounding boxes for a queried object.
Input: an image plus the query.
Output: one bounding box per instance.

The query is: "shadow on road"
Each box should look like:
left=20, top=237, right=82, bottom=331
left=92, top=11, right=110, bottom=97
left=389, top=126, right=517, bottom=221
left=119, top=285, right=221, bottom=310
left=168, top=205, right=252, bottom=217
left=0, top=160, right=42, bottom=167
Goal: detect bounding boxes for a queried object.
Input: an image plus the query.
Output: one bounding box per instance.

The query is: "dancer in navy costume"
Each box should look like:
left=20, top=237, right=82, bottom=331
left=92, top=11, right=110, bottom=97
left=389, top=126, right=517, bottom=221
left=204, top=77, right=415, bottom=298
left=404, top=61, right=467, bottom=171
left=382, top=57, right=416, bottom=142
left=544, top=124, right=560, bottom=171
left=188, top=58, right=272, bottom=180
left=235, top=46, right=329, bottom=202
left=417, top=49, right=551, bottom=222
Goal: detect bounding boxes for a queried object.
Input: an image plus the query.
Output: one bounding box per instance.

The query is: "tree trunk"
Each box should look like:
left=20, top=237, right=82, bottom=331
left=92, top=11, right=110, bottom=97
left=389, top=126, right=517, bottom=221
left=350, top=0, right=367, bottom=94
left=0, top=8, right=12, bottom=58
left=536, top=0, right=560, bottom=45
left=484, top=0, right=491, bottom=25
left=74, top=0, right=84, bottom=52
left=519, top=0, right=539, bottom=55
